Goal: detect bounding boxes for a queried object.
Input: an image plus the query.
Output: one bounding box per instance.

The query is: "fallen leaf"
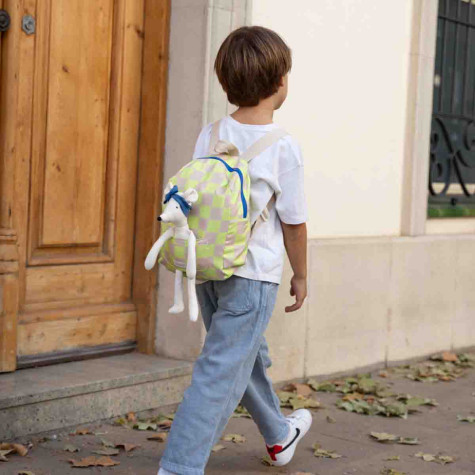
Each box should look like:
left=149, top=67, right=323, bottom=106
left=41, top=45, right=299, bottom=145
left=415, top=452, right=436, bottom=462
left=457, top=414, right=475, bottom=423
left=147, top=432, right=168, bottom=442
left=370, top=432, right=399, bottom=443
left=307, top=379, right=337, bottom=392
left=379, top=371, right=389, bottom=378
left=0, top=443, right=28, bottom=457
left=17, top=471, right=36, bottom=475
left=385, top=455, right=400, bottom=461
left=211, top=444, right=226, bottom=452
left=99, top=438, right=116, bottom=448
left=370, top=432, right=419, bottom=445
left=415, top=452, right=455, bottom=464
left=261, top=455, right=273, bottom=466
left=158, top=420, right=173, bottom=429
left=115, top=442, right=138, bottom=452
left=134, top=422, right=157, bottom=431
left=398, top=437, right=419, bottom=445
left=289, top=395, right=321, bottom=410
left=232, top=405, right=252, bottom=418
left=0, top=449, right=14, bottom=461
left=312, top=443, right=341, bottom=459
left=282, top=382, right=313, bottom=397
left=430, top=351, right=458, bottom=362
left=126, top=412, right=137, bottom=422
left=222, top=433, right=246, bottom=443
left=438, top=455, right=455, bottom=464
left=380, top=469, right=406, bottom=475
left=69, top=455, right=120, bottom=467
left=63, top=444, right=80, bottom=453
left=326, top=415, right=336, bottom=423
left=71, top=428, right=92, bottom=436
left=92, top=448, right=120, bottom=456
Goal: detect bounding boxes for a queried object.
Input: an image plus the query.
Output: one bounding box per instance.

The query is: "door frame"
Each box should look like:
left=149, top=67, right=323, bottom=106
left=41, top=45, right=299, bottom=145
left=133, top=0, right=170, bottom=354
left=0, top=0, right=170, bottom=371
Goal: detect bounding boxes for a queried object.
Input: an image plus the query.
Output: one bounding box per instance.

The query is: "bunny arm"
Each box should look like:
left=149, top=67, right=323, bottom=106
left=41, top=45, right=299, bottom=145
left=144, top=228, right=174, bottom=270
left=186, top=231, right=197, bottom=279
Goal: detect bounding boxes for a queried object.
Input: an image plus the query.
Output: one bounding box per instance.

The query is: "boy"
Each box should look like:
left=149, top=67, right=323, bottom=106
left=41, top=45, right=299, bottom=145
left=158, top=26, right=310, bottom=475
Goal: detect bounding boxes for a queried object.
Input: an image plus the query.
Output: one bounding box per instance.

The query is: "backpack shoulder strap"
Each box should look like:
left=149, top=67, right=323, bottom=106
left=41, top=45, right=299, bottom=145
left=208, top=119, right=221, bottom=155
left=240, top=127, right=288, bottom=162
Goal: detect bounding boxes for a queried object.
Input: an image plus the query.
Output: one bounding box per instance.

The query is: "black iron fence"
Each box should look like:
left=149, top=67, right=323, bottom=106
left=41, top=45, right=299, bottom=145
left=429, top=0, right=475, bottom=217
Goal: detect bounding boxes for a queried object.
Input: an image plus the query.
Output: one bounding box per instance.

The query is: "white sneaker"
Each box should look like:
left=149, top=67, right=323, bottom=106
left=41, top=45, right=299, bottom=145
left=265, top=409, right=313, bottom=466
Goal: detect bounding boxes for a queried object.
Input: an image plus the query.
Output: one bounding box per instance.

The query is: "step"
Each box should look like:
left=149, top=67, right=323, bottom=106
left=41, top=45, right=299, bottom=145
left=0, top=352, right=193, bottom=440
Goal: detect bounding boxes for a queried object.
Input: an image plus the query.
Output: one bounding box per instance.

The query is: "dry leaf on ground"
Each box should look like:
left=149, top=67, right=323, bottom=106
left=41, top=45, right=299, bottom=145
left=92, top=447, right=120, bottom=456
left=370, top=432, right=419, bottom=445
left=457, top=414, right=475, bottom=423
left=63, top=444, right=80, bottom=453
left=115, top=442, right=138, bottom=452
left=0, top=443, right=28, bottom=457
left=415, top=452, right=455, bottom=465
left=211, top=444, right=226, bottom=452
left=147, top=432, right=168, bottom=442
left=70, top=428, right=93, bottom=436
left=261, top=455, right=273, bottom=466
left=222, top=433, right=246, bottom=443
left=69, top=455, right=120, bottom=467
left=281, top=382, right=313, bottom=397
left=312, top=443, right=341, bottom=459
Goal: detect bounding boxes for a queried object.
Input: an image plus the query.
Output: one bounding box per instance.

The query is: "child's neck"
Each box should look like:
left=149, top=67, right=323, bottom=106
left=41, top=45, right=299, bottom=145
left=231, top=99, right=275, bottom=125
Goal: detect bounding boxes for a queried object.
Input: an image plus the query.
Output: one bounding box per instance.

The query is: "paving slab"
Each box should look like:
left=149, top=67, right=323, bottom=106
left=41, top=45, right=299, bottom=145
left=1, top=356, right=475, bottom=475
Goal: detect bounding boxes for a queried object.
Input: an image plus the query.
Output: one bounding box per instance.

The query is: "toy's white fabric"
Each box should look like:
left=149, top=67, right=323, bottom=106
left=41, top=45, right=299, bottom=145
left=144, top=186, right=199, bottom=321
left=193, top=115, right=308, bottom=284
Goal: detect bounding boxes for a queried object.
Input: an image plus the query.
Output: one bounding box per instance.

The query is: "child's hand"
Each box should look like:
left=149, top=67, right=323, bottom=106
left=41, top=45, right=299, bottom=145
left=285, top=275, right=307, bottom=312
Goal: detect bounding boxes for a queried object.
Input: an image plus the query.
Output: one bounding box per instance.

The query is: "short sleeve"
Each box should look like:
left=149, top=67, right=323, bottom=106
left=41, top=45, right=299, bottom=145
left=275, top=140, right=308, bottom=225
left=192, top=123, right=212, bottom=159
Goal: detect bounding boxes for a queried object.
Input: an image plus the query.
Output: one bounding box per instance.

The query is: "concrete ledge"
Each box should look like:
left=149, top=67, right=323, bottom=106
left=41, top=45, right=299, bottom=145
left=266, top=234, right=475, bottom=382
left=0, top=352, right=193, bottom=440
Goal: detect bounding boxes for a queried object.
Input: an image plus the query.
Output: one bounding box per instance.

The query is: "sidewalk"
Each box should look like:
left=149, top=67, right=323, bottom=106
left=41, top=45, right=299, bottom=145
left=2, top=351, right=474, bottom=474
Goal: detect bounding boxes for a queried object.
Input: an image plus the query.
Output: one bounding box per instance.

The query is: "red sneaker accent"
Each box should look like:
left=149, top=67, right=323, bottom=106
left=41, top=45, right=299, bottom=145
left=266, top=444, right=283, bottom=461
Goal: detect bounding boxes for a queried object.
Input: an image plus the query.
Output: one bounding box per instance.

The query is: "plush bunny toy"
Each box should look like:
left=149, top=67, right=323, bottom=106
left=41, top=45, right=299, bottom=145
left=144, top=184, right=199, bottom=322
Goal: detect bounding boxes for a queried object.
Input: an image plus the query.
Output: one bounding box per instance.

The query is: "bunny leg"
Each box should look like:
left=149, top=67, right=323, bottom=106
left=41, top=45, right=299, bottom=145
left=169, top=270, right=185, bottom=314
left=187, top=276, right=199, bottom=322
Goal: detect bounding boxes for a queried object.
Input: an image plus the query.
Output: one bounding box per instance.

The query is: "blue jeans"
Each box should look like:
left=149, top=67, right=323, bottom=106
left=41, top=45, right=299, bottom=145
left=159, top=275, right=290, bottom=475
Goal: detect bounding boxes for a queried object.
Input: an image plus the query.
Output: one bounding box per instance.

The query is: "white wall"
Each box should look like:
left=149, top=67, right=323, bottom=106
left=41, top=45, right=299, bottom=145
left=252, top=0, right=414, bottom=239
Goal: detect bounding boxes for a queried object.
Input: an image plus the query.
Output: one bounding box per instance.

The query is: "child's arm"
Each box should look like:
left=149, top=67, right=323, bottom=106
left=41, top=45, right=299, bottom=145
left=281, top=222, right=307, bottom=312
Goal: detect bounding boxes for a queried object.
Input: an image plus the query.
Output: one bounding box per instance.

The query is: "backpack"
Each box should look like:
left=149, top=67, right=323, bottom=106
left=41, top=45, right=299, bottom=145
left=157, top=118, right=288, bottom=281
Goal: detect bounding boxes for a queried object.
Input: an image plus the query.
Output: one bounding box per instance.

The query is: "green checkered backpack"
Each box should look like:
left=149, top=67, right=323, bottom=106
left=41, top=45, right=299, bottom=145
left=158, top=119, right=288, bottom=281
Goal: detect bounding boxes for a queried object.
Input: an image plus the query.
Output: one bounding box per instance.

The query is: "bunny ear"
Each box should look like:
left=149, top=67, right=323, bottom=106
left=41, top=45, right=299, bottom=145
left=183, top=188, right=198, bottom=204
left=164, top=182, right=173, bottom=196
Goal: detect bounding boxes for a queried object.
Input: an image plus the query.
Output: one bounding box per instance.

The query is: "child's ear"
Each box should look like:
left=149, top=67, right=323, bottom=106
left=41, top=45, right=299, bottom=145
left=183, top=188, right=198, bottom=204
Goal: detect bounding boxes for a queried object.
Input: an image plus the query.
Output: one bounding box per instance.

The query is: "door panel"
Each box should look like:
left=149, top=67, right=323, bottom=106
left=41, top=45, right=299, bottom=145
left=17, top=0, right=145, bottom=361
left=40, top=0, right=113, bottom=247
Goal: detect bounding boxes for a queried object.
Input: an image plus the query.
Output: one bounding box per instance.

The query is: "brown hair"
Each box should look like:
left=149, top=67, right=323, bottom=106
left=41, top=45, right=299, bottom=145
left=214, top=26, right=292, bottom=107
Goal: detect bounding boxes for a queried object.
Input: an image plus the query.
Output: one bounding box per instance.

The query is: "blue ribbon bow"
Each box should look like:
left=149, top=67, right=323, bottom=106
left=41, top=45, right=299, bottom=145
left=163, top=185, right=192, bottom=217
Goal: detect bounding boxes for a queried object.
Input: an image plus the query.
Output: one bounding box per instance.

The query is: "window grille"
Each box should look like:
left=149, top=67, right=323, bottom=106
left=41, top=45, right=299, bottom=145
left=429, top=0, right=475, bottom=217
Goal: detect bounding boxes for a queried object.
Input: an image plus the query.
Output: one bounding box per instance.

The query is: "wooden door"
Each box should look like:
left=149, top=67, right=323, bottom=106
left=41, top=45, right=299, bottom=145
left=0, top=0, right=170, bottom=371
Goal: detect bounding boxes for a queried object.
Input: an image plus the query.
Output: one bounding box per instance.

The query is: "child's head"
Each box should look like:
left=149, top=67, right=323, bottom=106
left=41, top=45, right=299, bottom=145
left=214, top=26, right=292, bottom=110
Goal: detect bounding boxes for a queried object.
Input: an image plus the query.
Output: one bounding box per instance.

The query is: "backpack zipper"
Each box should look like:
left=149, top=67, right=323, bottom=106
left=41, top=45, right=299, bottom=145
left=197, top=156, right=248, bottom=219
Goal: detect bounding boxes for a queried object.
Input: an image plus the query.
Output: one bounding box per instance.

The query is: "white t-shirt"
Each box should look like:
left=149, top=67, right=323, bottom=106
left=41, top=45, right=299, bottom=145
left=192, top=114, right=308, bottom=284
